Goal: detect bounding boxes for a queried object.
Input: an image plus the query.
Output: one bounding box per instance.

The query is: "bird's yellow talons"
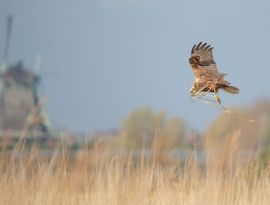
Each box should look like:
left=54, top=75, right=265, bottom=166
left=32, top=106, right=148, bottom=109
left=215, top=94, right=221, bottom=104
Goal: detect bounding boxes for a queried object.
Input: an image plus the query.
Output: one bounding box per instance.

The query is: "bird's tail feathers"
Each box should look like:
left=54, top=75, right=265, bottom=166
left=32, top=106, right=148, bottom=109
left=220, top=84, right=239, bottom=94
left=218, top=80, right=239, bottom=94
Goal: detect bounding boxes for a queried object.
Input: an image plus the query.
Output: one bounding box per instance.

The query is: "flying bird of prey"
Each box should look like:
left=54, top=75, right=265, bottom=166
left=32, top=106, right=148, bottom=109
left=189, top=42, right=239, bottom=104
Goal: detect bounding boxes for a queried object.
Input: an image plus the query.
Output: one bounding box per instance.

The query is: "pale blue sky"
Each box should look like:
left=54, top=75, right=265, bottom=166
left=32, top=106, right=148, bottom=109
left=0, top=0, right=269, bottom=132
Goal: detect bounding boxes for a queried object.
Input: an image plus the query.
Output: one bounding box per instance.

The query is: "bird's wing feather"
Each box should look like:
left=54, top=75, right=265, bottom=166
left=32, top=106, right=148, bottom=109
left=200, top=64, right=218, bottom=77
left=191, top=42, right=214, bottom=62
left=190, top=42, right=219, bottom=79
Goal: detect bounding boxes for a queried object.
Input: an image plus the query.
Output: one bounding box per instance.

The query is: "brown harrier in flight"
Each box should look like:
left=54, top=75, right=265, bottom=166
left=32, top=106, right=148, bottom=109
left=189, top=42, right=239, bottom=104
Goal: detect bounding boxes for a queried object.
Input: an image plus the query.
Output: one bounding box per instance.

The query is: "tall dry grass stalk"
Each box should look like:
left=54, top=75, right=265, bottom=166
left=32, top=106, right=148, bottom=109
left=0, top=133, right=270, bottom=205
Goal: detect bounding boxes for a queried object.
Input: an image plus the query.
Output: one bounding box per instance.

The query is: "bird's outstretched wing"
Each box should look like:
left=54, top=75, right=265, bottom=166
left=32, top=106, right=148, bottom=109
left=189, top=42, right=219, bottom=82
left=191, top=42, right=214, bottom=63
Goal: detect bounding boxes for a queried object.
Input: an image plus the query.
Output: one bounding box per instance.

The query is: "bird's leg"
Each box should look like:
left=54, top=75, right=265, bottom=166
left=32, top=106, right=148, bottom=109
left=214, top=89, right=221, bottom=104
left=209, top=82, right=221, bottom=104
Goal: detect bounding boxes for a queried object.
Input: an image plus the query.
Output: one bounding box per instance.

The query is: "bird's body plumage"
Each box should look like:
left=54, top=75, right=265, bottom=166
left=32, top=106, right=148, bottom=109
left=189, top=42, right=239, bottom=102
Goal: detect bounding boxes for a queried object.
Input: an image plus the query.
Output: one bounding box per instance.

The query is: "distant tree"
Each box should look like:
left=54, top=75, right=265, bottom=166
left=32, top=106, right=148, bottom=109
left=255, top=99, right=270, bottom=163
left=205, top=98, right=270, bottom=163
left=122, top=107, right=163, bottom=147
left=121, top=107, right=186, bottom=149
left=158, top=117, right=186, bottom=149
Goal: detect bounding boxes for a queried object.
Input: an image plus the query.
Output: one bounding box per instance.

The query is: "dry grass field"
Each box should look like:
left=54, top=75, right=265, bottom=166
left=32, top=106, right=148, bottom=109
left=0, top=132, right=270, bottom=205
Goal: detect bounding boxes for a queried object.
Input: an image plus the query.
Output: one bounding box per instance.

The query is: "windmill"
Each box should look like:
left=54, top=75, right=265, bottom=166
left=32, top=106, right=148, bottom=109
left=0, top=15, right=50, bottom=135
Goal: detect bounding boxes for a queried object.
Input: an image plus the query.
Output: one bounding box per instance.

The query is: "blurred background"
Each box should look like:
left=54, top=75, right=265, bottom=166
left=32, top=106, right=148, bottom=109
left=0, top=0, right=270, bottom=162
left=1, top=2, right=270, bottom=204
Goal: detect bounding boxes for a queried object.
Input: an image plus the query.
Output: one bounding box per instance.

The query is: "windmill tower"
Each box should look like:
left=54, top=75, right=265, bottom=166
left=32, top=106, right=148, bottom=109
left=0, top=15, right=49, bottom=134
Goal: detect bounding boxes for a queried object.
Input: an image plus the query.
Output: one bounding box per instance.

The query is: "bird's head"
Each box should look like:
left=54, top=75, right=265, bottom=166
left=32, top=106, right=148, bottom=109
left=189, top=56, right=200, bottom=65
